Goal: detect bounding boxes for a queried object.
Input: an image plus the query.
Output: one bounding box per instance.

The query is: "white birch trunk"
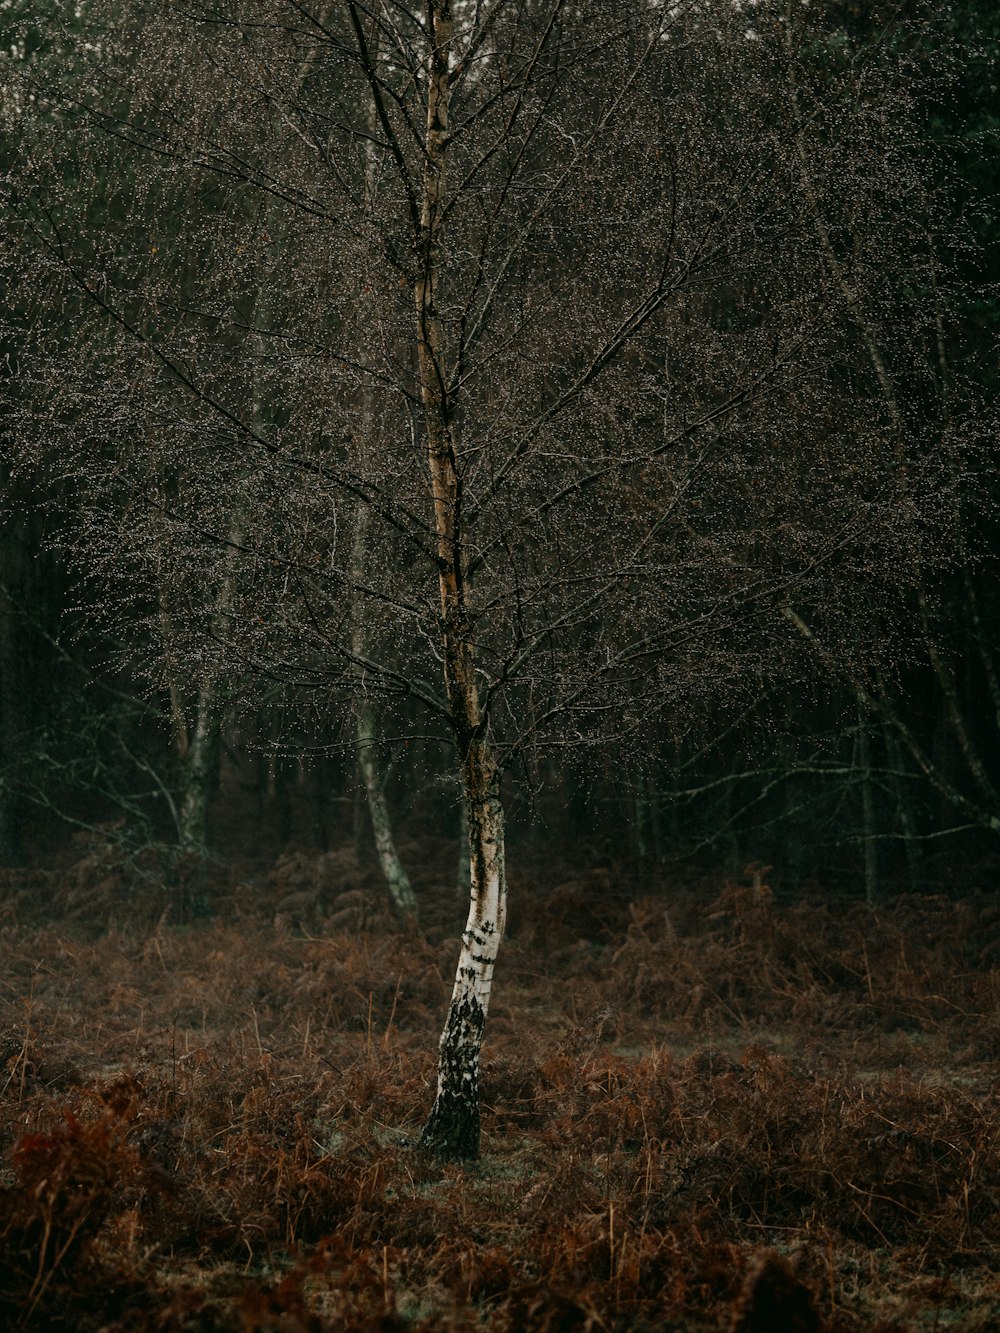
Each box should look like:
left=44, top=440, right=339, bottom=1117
left=420, top=744, right=506, bottom=1157
left=355, top=694, right=418, bottom=917
left=157, top=583, right=220, bottom=857
left=344, top=18, right=417, bottom=919
left=410, top=0, right=509, bottom=1157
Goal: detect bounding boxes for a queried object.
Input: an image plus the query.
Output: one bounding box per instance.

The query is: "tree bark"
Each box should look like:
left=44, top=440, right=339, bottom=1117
left=412, top=0, right=508, bottom=1159
left=356, top=695, right=417, bottom=917
left=176, top=686, right=218, bottom=852
left=345, top=16, right=417, bottom=920
left=158, top=583, right=220, bottom=856
left=420, top=742, right=506, bottom=1158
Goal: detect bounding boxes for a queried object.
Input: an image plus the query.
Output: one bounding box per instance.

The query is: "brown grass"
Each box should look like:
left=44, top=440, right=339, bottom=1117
left=0, top=847, right=998, bottom=1329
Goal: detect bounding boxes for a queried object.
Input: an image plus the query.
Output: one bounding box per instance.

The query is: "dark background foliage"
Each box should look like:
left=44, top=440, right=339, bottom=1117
left=0, top=0, right=995, bottom=897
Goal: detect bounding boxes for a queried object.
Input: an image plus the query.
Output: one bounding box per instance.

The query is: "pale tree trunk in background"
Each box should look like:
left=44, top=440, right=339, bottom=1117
left=177, top=686, right=218, bottom=852
left=413, top=0, right=508, bottom=1158
left=164, top=40, right=334, bottom=858
left=350, top=494, right=417, bottom=918
left=348, top=53, right=416, bottom=920
left=159, top=181, right=283, bottom=857
left=158, top=587, right=218, bottom=855
left=355, top=694, right=417, bottom=916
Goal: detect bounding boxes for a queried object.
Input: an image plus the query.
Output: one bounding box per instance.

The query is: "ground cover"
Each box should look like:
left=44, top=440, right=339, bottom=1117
left=0, top=843, right=998, bottom=1329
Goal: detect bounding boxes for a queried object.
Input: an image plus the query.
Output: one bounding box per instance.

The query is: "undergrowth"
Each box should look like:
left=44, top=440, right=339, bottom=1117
left=0, top=848, right=998, bottom=1329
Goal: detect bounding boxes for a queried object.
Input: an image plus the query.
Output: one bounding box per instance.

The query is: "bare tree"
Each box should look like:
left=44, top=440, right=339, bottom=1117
left=6, top=0, right=954, bottom=1155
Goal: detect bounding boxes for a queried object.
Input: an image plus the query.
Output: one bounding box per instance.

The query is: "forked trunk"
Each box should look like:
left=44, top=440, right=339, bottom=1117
left=420, top=744, right=506, bottom=1158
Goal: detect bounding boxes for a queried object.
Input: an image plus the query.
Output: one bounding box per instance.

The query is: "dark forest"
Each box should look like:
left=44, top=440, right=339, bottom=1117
left=0, top=0, right=999, bottom=1327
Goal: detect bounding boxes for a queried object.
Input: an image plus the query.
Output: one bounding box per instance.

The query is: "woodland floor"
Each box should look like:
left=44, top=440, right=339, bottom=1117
left=1, top=834, right=999, bottom=1330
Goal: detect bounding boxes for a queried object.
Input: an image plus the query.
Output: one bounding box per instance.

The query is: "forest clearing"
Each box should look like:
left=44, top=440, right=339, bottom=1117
left=1, top=840, right=998, bottom=1331
left=3, top=0, right=1000, bottom=1326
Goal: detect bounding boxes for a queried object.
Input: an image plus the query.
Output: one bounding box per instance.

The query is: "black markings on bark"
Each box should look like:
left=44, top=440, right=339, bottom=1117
left=419, top=991, right=486, bottom=1160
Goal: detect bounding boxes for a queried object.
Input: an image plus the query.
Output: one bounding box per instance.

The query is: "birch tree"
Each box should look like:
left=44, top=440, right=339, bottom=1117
left=5, top=0, right=952, bottom=1155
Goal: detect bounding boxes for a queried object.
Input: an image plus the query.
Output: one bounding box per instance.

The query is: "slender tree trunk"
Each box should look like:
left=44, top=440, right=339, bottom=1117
left=356, top=695, right=417, bottom=916
left=347, top=352, right=415, bottom=915
left=177, top=687, right=218, bottom=852
left=344, top=25, right=416, bottom=918
left=421, top=743, right=506, bottom=1157
left=413, top=0, right=508, bottom=1158
left=159, top=587, right=221, bottom=856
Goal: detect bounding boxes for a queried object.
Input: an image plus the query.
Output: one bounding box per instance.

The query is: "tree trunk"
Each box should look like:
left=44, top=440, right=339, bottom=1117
left=356, top=696, right=417, bottom=917
left=176, top=686, right=218, bottom=853
left=412, top=0, right=507, bottom=1159
left=349, top=488, right=415, bottom=915
left=420, top=742, right=506, bottom=1158
left=345, top=32, right=416, bottom=919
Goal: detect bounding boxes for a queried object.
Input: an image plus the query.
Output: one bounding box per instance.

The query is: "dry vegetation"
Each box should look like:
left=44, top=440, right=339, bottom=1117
left=1, top=836, right=999, bottom=1330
